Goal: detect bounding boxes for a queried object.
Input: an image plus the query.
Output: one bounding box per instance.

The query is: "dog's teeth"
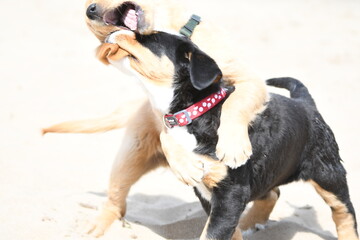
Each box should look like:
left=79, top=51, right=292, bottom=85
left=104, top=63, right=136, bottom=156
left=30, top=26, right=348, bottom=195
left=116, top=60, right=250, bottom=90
left=124, top=9, right=138, bottom=30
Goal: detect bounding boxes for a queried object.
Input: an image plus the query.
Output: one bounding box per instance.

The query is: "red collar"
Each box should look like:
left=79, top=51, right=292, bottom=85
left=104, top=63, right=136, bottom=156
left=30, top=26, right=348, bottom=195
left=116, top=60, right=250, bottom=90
left=163, top=87, right=227, bottom=129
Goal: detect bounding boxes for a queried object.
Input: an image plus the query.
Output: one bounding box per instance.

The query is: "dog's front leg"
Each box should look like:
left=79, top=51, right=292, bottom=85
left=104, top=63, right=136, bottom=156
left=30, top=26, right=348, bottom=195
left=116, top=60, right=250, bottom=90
left=217, top=77, right=267, bottom=169
left=200, top=219, right=243, bottom=240
left=200, top=186, right=247, bottom=240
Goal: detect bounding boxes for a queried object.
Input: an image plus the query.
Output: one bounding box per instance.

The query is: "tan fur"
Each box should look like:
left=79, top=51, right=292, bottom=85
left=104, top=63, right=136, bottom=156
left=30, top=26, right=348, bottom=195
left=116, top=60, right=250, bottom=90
left=310, top=181, right=359, bottom=240
left=100, top=32, right=175, bottom=86
left=239, top=187, right=280, bottom=230
left=201, top=158, right=228, bottom=188
left=231, top=227, right=243, bottom=240
left=130, top=54, right=174, bottom=87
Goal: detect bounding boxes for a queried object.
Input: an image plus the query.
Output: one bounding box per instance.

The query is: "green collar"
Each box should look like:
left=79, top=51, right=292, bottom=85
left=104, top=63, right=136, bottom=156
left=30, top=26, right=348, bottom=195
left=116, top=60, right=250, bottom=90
left=179, top=15, right=201, bottom=38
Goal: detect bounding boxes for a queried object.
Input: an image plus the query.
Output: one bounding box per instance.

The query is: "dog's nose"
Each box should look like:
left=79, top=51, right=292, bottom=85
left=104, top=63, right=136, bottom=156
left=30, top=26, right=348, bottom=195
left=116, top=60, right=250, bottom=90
left=86, top=3, right=101, bottom=20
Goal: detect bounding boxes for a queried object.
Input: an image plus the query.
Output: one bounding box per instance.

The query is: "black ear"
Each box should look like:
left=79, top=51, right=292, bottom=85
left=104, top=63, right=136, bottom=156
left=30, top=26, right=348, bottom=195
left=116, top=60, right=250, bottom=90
left=189, top=48, right=222, bottom=90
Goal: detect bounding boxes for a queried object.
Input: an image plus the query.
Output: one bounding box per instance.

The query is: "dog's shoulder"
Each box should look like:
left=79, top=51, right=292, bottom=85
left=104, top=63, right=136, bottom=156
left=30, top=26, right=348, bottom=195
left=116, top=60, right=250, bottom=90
left=248, top=94, right=311, bottom=158
left=252, top=94, right=310, bottom=131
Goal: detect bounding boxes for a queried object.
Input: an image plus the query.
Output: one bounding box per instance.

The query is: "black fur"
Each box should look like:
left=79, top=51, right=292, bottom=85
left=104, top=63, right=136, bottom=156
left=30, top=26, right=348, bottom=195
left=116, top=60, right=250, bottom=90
left=170, top=68, right=234, bottom=158
left=135, top=32, right=358, bottom=239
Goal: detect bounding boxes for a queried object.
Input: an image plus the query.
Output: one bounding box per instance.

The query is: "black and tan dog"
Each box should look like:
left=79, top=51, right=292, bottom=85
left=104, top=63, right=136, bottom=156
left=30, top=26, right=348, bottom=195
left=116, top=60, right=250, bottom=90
left=98, top=30, right=358, bottom=240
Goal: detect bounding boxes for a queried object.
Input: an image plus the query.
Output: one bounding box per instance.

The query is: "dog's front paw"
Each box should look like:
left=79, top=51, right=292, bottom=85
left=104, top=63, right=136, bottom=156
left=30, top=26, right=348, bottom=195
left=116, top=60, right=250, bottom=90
left=86, top=202, right=122, bottom=237
left=160, top=131, right=204, bottom=186
left=105, top=30, right=135, bottom=44
left=216, top=125, right=252, bottom=169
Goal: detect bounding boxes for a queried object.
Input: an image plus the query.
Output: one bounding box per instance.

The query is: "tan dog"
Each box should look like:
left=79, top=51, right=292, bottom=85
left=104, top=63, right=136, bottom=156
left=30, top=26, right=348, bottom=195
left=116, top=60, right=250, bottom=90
left=43, top=0, right=268, bottom=237
left=46, top=0, right=268, bottom=166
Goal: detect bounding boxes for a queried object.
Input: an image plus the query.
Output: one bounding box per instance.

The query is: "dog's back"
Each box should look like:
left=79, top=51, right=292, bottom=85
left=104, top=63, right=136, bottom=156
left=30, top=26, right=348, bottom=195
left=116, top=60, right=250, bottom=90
left=267, top=77, right=343, bottom=168
left=244, top=77, right=344, bottom=198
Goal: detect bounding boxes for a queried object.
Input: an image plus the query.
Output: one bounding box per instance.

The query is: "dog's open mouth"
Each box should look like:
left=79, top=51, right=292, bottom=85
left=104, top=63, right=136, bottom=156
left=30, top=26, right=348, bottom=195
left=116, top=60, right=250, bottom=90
left=103, top=2, right=143, bottom=31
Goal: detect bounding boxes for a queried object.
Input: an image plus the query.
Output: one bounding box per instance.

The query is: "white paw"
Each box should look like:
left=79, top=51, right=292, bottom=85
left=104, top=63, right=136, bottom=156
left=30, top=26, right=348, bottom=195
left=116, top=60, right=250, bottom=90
left=172, top=160, right=204, bottom=186
left=216, top=129, right=252, bottom=169
left=160, top=131, right=204, bottom=186
left=218, top=145, right=252, bottom=169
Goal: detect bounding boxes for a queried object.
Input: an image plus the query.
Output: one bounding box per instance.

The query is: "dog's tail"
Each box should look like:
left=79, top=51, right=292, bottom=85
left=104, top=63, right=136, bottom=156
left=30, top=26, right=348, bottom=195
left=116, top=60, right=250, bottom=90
left=42, top=98, right=147, bottom=135
left=266, top=77, right=315, bottom=106
left=42, top=113, right=124, bottom=135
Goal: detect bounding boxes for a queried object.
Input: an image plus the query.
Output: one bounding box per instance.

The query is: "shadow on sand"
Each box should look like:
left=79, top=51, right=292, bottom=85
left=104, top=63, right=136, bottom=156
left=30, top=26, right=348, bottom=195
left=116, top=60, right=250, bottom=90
left=115, top=194, right=337, bottom=240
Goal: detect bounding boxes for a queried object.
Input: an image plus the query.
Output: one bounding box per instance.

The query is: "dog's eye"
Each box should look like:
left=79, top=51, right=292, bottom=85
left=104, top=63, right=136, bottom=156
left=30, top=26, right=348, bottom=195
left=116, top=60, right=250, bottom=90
left=184, top=52, right=192, bottom=60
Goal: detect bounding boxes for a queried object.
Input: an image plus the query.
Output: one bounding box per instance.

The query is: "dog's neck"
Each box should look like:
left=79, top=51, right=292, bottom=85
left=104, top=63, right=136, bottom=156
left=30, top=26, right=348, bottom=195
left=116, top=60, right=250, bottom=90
left=138, top=70, right=224, bottom=157
left=169, top=75, right=223, bottom=115
left=140, top=80, right=174, bottom=114
left=109, top=56, right=174, bottom=113
left=169, top=77, right=224, bottom=158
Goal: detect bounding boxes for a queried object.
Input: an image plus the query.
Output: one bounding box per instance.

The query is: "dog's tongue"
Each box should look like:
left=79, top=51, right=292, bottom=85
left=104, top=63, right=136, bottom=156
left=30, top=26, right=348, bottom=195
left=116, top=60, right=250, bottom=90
left=123, top=9, right=137, bottom=30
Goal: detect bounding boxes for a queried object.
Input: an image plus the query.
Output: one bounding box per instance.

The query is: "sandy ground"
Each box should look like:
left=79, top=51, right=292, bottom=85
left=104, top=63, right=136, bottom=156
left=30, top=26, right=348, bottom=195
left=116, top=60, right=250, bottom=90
left=0, top=0, right=359, bottom=239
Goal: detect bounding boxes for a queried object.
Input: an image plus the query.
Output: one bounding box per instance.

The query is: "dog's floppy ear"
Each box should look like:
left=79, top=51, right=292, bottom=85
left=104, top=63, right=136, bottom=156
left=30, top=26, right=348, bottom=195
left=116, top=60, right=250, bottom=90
left=189, top=48, right=222, bottom=90
left=96, top=43, right=129, bottom=65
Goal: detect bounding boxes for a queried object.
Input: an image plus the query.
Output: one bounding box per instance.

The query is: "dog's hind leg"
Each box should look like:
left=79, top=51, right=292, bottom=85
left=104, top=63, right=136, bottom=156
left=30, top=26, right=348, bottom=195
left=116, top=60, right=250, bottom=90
left=88, top=105, right=167, bottom=237
left=231, top=227, right=243, bottom=240
left=238, top=187, right=280, bottom=231
left=309, top=179, right=358, bottom=240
